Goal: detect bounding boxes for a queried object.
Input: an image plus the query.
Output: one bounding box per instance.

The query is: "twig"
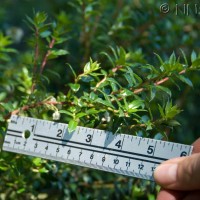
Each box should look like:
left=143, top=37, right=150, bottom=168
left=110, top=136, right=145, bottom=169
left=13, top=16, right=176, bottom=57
left=31, top=28, right=39, bottom=93
left=133, top=69, right=186, bottom=94
left=40, top=38, right=55, bottom=74
left=4, top=101, right=72, bottom=120
left=4, top=68, right=187, bottom=121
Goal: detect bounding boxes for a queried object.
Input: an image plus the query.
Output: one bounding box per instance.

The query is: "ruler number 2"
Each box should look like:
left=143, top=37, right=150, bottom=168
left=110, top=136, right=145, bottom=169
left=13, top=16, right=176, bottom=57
left=57, top=129, right=63, bottom=137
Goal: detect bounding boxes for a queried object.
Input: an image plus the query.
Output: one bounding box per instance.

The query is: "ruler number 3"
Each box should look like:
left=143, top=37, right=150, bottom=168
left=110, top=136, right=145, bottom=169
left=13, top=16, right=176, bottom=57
left=86, top=134, right=92, bottom=143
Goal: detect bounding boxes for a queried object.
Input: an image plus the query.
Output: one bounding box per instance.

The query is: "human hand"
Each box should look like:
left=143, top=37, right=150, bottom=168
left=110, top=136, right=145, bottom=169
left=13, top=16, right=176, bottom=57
left=154, top=138, right=200, bottom=200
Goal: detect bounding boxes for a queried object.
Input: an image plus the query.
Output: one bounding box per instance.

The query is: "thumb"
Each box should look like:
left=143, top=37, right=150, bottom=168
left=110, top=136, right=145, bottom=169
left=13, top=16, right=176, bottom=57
left=154, top=153, right=200, bottom=190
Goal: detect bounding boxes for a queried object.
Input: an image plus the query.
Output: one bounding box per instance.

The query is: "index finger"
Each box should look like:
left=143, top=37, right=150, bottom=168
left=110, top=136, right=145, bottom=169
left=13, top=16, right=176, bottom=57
left=192, top=138, right=200, bottom=154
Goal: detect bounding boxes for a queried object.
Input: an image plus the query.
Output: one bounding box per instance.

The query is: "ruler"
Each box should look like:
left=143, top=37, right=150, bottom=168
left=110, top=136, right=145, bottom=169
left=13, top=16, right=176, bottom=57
left=3, top=115, right=193, bottom=181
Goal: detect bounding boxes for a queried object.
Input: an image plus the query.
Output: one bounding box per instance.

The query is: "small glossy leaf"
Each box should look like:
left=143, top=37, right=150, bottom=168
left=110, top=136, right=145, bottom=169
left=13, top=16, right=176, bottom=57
left=178, top=75, right=193, bottom=87
left=150, top=86, right=156, bottom=101
left=128, top=100, right=144, bottom=110
left=191, top=51, right=197, bottom=62
left=158, top=104, right=165, bottom=118
left=59, top=110, right=73, bottom=117
left=33, top=158, right=42, bottom=167
left=68, top=120, right=78, bottom=133
left=48, top=49, right=69, bottom=60
left=69, top=83, right=80, bottom=92
left=167, top=120, right=181, bottom=126
left=95, top=98, right=114, bottom=109
left=154, top=53, right=164, bottom=65
left=40, top=30, right=51, bottom=38
left=156, top=85, right=171, bottom=97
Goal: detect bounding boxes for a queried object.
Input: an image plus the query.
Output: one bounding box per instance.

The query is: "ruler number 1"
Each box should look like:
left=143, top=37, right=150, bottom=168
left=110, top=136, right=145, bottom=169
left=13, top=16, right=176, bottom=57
left=31, top=125, right=35, bottom=132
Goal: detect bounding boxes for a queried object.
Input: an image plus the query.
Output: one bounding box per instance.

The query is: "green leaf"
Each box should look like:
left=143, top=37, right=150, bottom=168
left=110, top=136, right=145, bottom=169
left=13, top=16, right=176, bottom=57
left=59, top=110, right=73, bottom=117
left=86, top=108, right=100, bottom=114
left=179, top=49, right=188, bottom=66
left=150, top=86, right=156, bottom=101
left=178, top=75, right=193, bottom=87
left=40, top=30, right=51, bottom=38
left=167, top=120, right=181, bottom=126
left=120, top=89, right=133, bottom=97
left=154, top=53, right=164, bottom=65
left=124, top=74, right=133, bottom=87
left=100, top=52, right=115, bottom=67
left=156, top=85, right=171, bottom=97
left=133, top=73, right=143, bottom=85
left=69, top=83, right=80, bottom=92
left=68, top=120, right=78, bottom=133
left=0, top=102, right=14, bottom=112
left=84, top=61, right=91, bottom=73
left=81, top=75, right=94, bottom=82
left=169, top=52, right=176, bottom=64
left=17, top=188, right=25, bottom=194
left=165, top=102, right=182, bottom=119
left=158, top=104, right=165, bottom=118
left=146, top=120, right=152, bottom=131
left=116, top=47, right=126, bottom=65
left=33, top=158, right=42, bottom=167
left=128, top=100, right=144, bottom=110
left=39, top=167, right=49, bottom=173
left=192, top=58, right=200, bottom=68
left=191, top=51, right=197, bottom=62
left=66, top=63, right=77, bottom=78
left=34, top=11, right=48, bottom=25
left=83, top=58, right=100, bottom=74
left=76, top=112, right=87, bottom=118
left=89, top=92, right=98, bottom=101
left=95, top=98, right=114, bottom=109
left=48, top=49, right=69, bottom=60
left=25, top=15, right=36, bottom=27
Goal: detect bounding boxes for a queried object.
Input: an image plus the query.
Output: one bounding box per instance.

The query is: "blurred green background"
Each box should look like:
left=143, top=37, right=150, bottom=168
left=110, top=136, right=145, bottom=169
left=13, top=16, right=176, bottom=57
left=0, top=0, right=200, bottom=199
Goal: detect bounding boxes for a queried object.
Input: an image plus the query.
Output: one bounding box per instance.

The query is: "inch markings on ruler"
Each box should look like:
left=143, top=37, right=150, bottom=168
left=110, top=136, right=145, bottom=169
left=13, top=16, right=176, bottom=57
left=3, top=115, right=193, bottom=181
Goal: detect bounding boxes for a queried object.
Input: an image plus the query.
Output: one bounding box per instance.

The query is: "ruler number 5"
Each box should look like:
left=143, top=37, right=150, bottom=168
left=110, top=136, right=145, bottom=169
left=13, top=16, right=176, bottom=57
left=147, top=145, right=154, bottom=155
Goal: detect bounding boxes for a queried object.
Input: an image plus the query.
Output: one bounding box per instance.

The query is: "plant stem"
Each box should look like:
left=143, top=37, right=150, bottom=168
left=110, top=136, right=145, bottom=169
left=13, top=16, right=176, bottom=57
left=133, top=69, right=186, bottom=94
left=40, top=38, right=55, bottom=74
left=31, top=28, right=39, bottom=93
left=4, top=100, right=73, bottom=120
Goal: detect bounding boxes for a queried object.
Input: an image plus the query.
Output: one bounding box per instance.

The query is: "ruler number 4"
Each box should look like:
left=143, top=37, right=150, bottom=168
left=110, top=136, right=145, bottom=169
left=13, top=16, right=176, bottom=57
left=115, top=140, right=122, bottom=148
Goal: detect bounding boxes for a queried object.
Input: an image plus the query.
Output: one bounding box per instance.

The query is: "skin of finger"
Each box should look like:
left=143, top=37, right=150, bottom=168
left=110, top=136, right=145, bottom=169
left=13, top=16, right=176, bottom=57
left=155, top=138, right=200, bottom=199
left=156, top=153, right=200, bottom=190
left=155, top=137, right=200, bottom=166
left=183, top=191, right=200, bottom=200
left=156, top=189, right=187, bottom=200
left=192, top=138, right=200, bottom=154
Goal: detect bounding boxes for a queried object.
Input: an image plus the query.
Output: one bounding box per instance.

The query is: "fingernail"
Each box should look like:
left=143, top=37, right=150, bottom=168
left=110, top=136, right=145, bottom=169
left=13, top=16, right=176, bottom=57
left=154, top=164, right=178, bottom=185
